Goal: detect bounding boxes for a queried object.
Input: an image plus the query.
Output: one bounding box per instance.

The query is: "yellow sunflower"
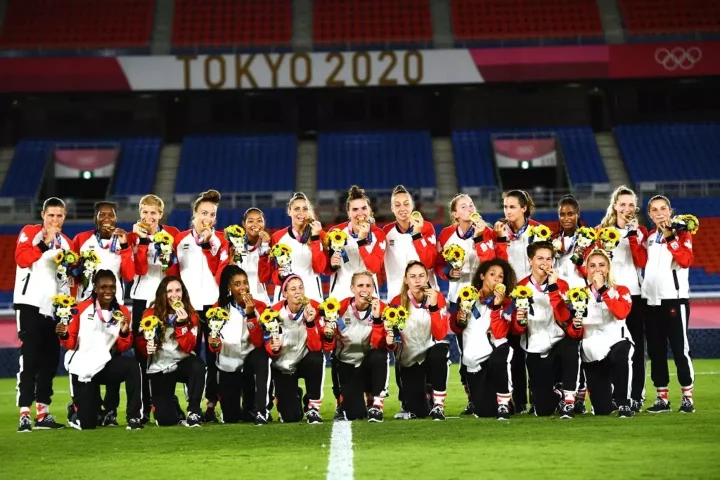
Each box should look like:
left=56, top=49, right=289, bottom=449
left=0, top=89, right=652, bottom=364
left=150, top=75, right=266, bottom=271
left=54, top=251, right=64, bottom=264
left=330, top=230, right=347, bottom=243
left=322, top=298, right=340, bottom=315
left=217, top=308, right=230, bottom=321
left=140, top=316, right=160, bottom=332
left=458, top=286, right=478, bottom=301
left=396, top=306, right=408, bottom=321
left=260, top=310, right=280, bottom=326
left=224, top=225, right=245, bottom=239
left=65, top=252, right=78, bottom=264
left=568, top=288, right=589, bottom=302
left=271, top=243, right=292, bottom=258
left=510, top=285, right=534, bottom=299
left=153, top=231, right=173, bottom=244
left=384, top=307, right=398, bottom=321
left=60, top=296, right=72, bottom=307
left=577, top=227, right=597, bottom=241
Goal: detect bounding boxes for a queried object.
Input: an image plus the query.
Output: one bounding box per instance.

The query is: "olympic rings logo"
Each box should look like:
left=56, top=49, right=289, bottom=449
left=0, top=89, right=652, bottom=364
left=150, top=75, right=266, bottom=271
left=654, top=47, right=702, bottom=71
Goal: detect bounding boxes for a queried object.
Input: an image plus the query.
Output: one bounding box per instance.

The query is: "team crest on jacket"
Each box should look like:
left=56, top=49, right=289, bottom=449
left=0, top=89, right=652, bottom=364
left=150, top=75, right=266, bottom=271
left=247, top=322, right=255, bottom=330
left=18, top=232, right=27, bottom=243
left=388, top=240, right=395, bottom=247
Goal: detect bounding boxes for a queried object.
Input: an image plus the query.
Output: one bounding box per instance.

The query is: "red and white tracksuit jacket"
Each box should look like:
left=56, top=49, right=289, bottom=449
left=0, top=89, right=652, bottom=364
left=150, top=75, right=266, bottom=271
left=435, top=225, right=497, bottom=304
left=327, top=222, right=386, bottom=301
left=61, top=299, right=133, bottom=382
left=270, top=228, right=326, bottom=303
left=216, top=239, right=273, bottom=305
left=450, top=297, right=512, bottom=373
left=208, top=300, right=274, bottom=372
left=601, top=225, right=648, bottom=297
left=324, top=297, right=391, bottom=366
left=73, top=230, right=135, bottom=304
left=577, top=284, right=633, bottom=363
left=383, top=222, right=437, bottom=303
left=14, top=224, right=74, bottom=315
left=175, top=229, right=228, bottom=310
left=552, top=231, right=588, bottom=289
left=640, top=229, right=693, bottom=306
left=136, top=307, right=200, bottom=374
left=510, top=277, right=579, bottom=355
left=129, top=226, right=181, bottom=302
left=270, top=299, right=324, bottom=374
left=389, top=293, right=449, bottom=368
left=494, top=219, right=541, bottom=280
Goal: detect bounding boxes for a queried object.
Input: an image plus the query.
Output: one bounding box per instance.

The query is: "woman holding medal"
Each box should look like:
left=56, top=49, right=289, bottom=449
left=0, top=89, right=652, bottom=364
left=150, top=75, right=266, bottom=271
left=327, top=185, right=386, bottom=301
left=270, top=274, right=328, bottom=424
left=174, top=189, right=228, bottom=422
left=209, top=265, right=274, bottom=425
left=390, top=261, right=450, bottom=421
left=270, top=193, right=326, bottom=303
left=599, top=186, right=648, bottom=412
left=59, top=270, right=142, bottom=430
left=137, top=276, right=205, bottom=427
left=325, top=271, right=391, bottom=422
left=641, top=195, right=696, bottom=414
left=576, top=249, right=634, bottom=418
left=553, top=195, right=588, bottom=289
left=451, top=258, right=516, bottom=420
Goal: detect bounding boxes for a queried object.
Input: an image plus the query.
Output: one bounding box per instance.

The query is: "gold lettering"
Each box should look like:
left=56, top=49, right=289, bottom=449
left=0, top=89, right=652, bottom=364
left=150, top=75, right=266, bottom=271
left=378, top=51, right=398, bottom=86
left=290, top=53, right=312, bottom=87
left=404, top=51, right=423, bottom=86
left=264, top=53, right=284, bottom=88
left=234, top=54, right=258, bottom=88
left=325, top=53, right=345, bottom=87
left=177, top=55, right=197, bottom=90
left=352, top=52, right=371, bottom=86
left=204, top=55, right=226, bottom=90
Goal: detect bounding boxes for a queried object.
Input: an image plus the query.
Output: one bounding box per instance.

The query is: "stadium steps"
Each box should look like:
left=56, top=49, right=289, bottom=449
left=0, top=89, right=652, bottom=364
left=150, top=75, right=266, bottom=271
left=0, top=148, right=14, bottom=192
left=296, top=140, right=317, bottom=202
left=595, top=0, right=626, bottom=43
left=595, top=132, right=631, bottom=188
left=430, top=0, right=454, bottom=48
left=152, top=144, right=181, bottom=218
left=432, top=137, right=459, bottom=207
left=292, top=0, right=313, bottom=50
left=150, top=0, right=175, bottom=55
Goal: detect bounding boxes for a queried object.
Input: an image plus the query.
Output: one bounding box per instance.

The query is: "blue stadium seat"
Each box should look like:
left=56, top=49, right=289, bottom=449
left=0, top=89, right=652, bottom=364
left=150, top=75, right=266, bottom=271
left=317, top=131, right=434, bottom=190
left=556, top=127, right=609, bottom=185
left=1, top=140, right=54, bottom=197
left=112, top=138, right=163, bottom=195
left=615, top=123, right=720, bottom=183
left=452, top=130, right=497, bottom=188
left=175, top=135, right=297, bottom=194
left=664, top=197, right=720, bottom=218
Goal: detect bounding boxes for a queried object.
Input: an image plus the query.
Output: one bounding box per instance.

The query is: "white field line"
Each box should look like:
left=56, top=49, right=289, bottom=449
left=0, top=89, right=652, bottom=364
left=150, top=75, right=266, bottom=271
left=327, top=421, right=354, bottom=480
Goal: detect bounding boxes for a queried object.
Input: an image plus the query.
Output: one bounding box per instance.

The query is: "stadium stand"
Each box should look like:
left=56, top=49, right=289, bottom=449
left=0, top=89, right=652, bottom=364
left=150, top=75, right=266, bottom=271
left=172, top=0, right=292, bottom=52
left=313, top=0, right=432, bottom=48
left=0, top=0, right=155, bottom=52
left=618, top=0, right=720, bottom=38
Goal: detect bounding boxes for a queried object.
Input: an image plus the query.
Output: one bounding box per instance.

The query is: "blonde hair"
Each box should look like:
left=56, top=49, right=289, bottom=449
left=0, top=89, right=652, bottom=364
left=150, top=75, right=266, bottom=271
left=400, top=261, right=427, bottom=311
left=448, top=193, right=471, bottom=224
left=600, top=185, right=637, bottom=228
left=351, top=269, right=375, bottom=287
left=138, top=194, right=164, bottom=213
left=287, top=192, right=316, bottom=219
left=586, top=248, right=615, bottom=287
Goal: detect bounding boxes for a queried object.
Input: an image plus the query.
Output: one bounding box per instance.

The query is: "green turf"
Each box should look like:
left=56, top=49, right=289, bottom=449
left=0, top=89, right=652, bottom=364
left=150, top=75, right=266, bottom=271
left=1, top=360, right=719, bottom=479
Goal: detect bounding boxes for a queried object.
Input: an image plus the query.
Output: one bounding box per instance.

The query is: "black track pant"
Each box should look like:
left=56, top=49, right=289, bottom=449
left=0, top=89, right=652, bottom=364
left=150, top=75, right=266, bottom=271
left=336, top=349, right=388, bottom=420
left=626, top=295, right=646, bottom=401
left=584, top=340, right=633, bottom=415
left=526, top=337, right=580, bottom=417
left=507, top=334, right=527, bottom=410
left=149, top=356, right=206, bottom=426
left=397, top=343, right=449, bottom=419
left=272, top=351, right=325, bottom=423
left=466, top=344, right=513, bottom=418
left=645, top=299, right=694, bottom=389
left=16, top=305, right=59, bottom=408
left=217, top=348, right=271, bottom=423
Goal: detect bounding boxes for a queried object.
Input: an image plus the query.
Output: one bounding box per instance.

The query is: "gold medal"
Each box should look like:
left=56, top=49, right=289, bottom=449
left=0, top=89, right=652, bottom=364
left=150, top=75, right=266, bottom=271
left=470, top=212, right=482, bottom=224
left=172, top=300, right=184, bottom=311
left=299, top=296, right=310, bottom=306
left=112, top=310, right=124, bottom=323
left=494, top=284, right=506, bottom=294
left=410, top=211, right=423, bottom=222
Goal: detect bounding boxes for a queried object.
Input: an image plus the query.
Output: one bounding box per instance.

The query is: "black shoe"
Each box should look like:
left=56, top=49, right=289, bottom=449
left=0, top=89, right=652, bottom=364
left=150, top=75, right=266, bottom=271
left=574, top=401, right=587, bottom=415
left=368, top=407, right=383, bottom=423
left=496, top=404, right=510, bottom=421
left=17, top=414, right=32, bottom=433
left=306, top=408, right=323, bottom=424
left=679, top=397, right=695, bottom=413
left=460, top=401, right=475, bottom=415
left=186, top=413, right=202, bottom=428
left=126, top=418, right=144, bottom=430
left=646, top=398, right=671, bottom=414
left=333, top=404, right=347, bottom=421
left=102, top=410, right=119, bottom=427
left=68, top=411, right=81, bottom=430
left=430, top=405, right=446, bottom=421
left=34, top=414, right=65, bottom=430
left=560, top=403, right=574, bottom=419
left=618, top=406, right=634, bottom=418
left=140, top=416, right=150, bottom=425
left=203, top=409, right=219, bottom=423
left=631, top=399, right=643, bottom=414
left=254, top=412, right=268, bottom=426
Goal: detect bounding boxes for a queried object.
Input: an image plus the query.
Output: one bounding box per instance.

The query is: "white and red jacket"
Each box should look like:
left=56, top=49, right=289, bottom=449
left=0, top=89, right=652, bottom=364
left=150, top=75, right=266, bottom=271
left=389, top=293, right=449, bottom=368
left=136, top=307, right=199, bottom=375
left=552, top=231, right=588, bottom=289
left=73, top=230, right=135, bottom=304
left=510, top=277, right=579, bottom=355
left=270, top=228, right=327, bottom=303
left=495, top=219, right=541, bottom=280
left=435, top=225, right=497, bottom=304
left=450, top=297, right=511, bottom=373
left=383, top=222, right=437, bottom=302
left=640, top=229, right=693, bottom=305
left=325, top=297, right=391, bottom=366
left=61, top=299, right=132, bottom=382
left=175, top=229, right=228, bottom=310
left=208, top=300, right=273, bottom=372
left=270, top=299, right=323, bottom=374
left=216, top=238, right=272, bottom=305
left=597, top=225, right=647, bottom=297
left=577, top=284, right=633, bottom=363
left=130, top=225, right=181, bottom=302
left=327, top=222, right=386, bottom=301
left=14, top=224, right=73, bottom=315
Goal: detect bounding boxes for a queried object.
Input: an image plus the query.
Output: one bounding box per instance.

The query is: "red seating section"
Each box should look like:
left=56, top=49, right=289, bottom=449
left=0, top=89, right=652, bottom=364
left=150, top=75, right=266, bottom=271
left=618, top=0, right=720, bottom=35
left=691, top=218, right=720, bottom=273
left=451, top=0, right=603, bottom=41
left=0, top=237, right=15, bottom=291
left=314, top=0, right=432, bottom=46
left=0, top=0, right=154, bottom=50
left=172, top=0, right=292, bottom=49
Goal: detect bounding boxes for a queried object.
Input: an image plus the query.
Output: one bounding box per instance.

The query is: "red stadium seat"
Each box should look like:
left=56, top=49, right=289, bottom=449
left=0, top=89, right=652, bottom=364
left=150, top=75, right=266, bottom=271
left=0, top=236, right=16, bottom=291
left=0, top=0, right=154, bottom=50
left=618, top=0, right=720, bottom=35
left=692, top=218, right=720, bottom=273
left=172, top=0, right=292, bottom=49
left=313, top=0, right=432, bottom=47
left=451, top=0, right=603, bottom=42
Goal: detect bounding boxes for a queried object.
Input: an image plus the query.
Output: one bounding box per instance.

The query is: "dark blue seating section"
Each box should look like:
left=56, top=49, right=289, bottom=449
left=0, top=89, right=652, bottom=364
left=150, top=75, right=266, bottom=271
left=168, top=207, right=288, bottom=231
left=556, top=127, right=608, bottom=184
left=662, top=197, right=720, bottom=218
left=615, top=123, right=720, bottom=183
left=112, top=138, right=162, bottom=195
left=1, top=140, right=53, bottom=197
left=452, top=130, right=497, bottom=188
left=317, top=131, right=434, bottom=190
left=175, top=135, right=297, bottom=194
left=690, top=268, right=720, bottom=291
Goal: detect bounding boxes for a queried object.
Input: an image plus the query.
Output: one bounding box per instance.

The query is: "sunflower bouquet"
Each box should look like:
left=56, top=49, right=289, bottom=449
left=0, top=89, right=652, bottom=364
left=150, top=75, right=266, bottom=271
left=509, top=285, right=534, bottom=324
left=526, top=224, right=552, bottom=244
left=77, top=250, right=101, bottom=291
left=320, top=297, right=341, bottom=339
left=51, top=294, right=78, bottom=325
left=383, top=306, right=406, bottom=344
left=598, top=227, right=621, bottom=252
left=442, top=244, right=465, bottom=273
left=224, top=224, right=248, bottom=261
left=571, top=227, right=598, bottom=264
left=270, top=243, right=293, bottom=276
left=259, top=309, right=282, bottom=339
left=53, top=249, right=78, bottom=284
left=152, top=231, right=175, bottom=271
left=326, top=228, right=348, bottom=256
left=457, top=285, right=479, bottom=323
left=140, top=315, right=161, bottom=349
left=206, top=307, right=230, bottom=339
left=567, top=287, right=590, bottom=320
left=671, top=214, right=700, bottom=235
